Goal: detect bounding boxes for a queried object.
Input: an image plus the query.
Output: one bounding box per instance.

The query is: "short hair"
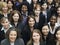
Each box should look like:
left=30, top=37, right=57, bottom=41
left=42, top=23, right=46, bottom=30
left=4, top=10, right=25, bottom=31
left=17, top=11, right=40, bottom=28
left=6, top=27, right=21, bottom=40
left=0, top=17, right=10, bottom=23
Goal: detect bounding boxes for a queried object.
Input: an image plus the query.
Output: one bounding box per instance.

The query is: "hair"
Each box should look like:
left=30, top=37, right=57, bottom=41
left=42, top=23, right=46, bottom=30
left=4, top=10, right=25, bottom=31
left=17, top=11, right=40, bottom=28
left=34, top=3, right=41, bottom=11
left=10, top=10, right=23, bottom=23
left=50, top=14, right=57, bottom=21
left=27, top=15, right=35, bottom=25
left=0, top=17, right=10, bottom=23
left=54, top=26, right=60, bottom=40
left=42, top=23, right=50, bottom=30
left=19, top=1, right=30, bottom=12
left=6, top=27, right=21, bottom=40
left=27, top=29, right=42, bottom=45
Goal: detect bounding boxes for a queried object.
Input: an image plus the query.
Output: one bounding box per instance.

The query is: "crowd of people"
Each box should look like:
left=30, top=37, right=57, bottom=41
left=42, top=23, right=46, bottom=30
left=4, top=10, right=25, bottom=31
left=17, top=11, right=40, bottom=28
left=0, top=0, right=60, bottom=45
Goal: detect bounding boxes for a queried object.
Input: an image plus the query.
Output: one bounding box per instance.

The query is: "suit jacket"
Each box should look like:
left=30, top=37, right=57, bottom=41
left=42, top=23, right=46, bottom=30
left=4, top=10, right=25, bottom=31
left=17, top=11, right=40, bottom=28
left=1, top=38, right=25, bottom=45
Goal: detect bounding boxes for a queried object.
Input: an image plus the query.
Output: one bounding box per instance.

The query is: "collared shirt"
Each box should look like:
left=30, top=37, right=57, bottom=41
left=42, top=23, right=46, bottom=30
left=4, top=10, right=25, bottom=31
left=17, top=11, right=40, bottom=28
left=1, top=24, right=12, bottom=34
left=48, top=22, right=60, bottom=34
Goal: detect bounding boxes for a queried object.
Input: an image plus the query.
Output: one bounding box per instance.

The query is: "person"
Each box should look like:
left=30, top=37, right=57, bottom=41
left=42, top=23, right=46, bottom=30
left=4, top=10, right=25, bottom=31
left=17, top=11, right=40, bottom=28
left=10, top=10, right=24, bottom=33
left=48, top=14, right=60, bottom=43
left=41, top=2, right=51, bottom=23
left=34, top=3, right=45, bottom=30
left=41, top=24, right=50, bottom=45
left=7, top=0, right=13, bottom=14
left=22, top=15, right=36, bottom=45
left=27, top=29, right=43, bottom=45
left=56, top=6, right=60, bottom=24
left=0, top=17, right=12, bottom=42
left=48, top=26, right=60, bottom=45
left=0, top=2, right=10, bottom=19
left=1, top=27, right=25, bottom=45
left=19, top=1, right=30, bottom=26
left=54, top=26, right=60, bottom=45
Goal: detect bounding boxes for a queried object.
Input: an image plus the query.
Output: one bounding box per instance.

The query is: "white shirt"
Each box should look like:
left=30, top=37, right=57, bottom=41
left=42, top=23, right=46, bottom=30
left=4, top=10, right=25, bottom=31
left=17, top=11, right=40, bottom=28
left=48, top=22, right=60, bottom=34
left=10, top=42, right=14, bottom=45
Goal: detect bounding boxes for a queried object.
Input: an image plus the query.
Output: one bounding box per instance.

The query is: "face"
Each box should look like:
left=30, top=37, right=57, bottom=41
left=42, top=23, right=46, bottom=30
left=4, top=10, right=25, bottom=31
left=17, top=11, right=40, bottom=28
left=56, top=30, right=60, bottom=41
left=42, top=3, right=47, bottom=10
left=42, top=25, right=49, bottom=36
left=28, top=18, right=35, bottom=27
left=57, top=7, right=60, bottom=16
left=35, top=10, right=40, bottom=16
left=47, top=0, right=53, bottom=4
left=22, top=5, right=28, bottom=13
left=13, top=13, right=19, bottom=22
left=9, top=31, right=17, bottom=42
left=33, top=0, right=38, bottom=3
left=32, top=32, right=40, bottom=42
left=7, top=1, right=13, bottom=8
left=2, top=5, right=8, bottom=13
left=1, top=19, right=10, bottom=29
left=50, top=16, right=57, bottom=25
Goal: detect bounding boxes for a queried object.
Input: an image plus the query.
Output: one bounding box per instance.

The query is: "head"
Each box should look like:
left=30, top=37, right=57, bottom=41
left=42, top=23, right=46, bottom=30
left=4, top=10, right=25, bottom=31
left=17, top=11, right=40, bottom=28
left=20, top=2, right=29, bottom=13
left=6, top=27, right=20, bottom=42
left=55, top=26, right=60, bottom=41
left=34, top=3, right=41, bottom=16
left=42, top=24, right=49, bottom=36
left=50, top=14, right=57, bottom=25
left=47, top=0, right=53, bottom=4
left=2, top=2, right=8, bottom=13
left=1, top=17, right=10, bottom=29
left=7, top=0, right=13, bottom=9
left=10, top=10, right=22, bottom=22
left=31, top=29, right=42, bottom=42
left=27, top=15, right=35, bottom=27
left=32, top=0, right=38, bottom=4
left=57, top=6, right=60, bottom=16
left=41, top=2, right=48, bottom=10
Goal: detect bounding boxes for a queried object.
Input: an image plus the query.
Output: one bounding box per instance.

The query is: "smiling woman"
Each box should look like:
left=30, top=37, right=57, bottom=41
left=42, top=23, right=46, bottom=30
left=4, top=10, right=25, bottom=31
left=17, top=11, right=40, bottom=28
left=1, top=27, right=25, bottom=45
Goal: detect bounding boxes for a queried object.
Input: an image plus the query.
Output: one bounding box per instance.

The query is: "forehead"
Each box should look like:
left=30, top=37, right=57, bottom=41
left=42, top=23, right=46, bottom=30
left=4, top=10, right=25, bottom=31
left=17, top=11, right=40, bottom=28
left=2, top=18, right=9, bottom=22
left=42, top=25, right=48, bottom=28
left=33, top=32, right=40, bottom=35
left=10, top=31, right=17, bottom=34
left=51, top=16, right=56, bottom=19
left=13, top=13, right=19, bottom=16
left=29, top=18, right=34, bottom=21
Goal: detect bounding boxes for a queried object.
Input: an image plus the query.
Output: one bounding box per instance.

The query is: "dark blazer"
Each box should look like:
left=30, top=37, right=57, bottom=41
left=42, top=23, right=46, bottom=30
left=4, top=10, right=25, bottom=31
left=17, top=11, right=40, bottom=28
left=11, top=22, right=24, bottom=33
left=27, top=41, right=45, bottom=45
left=21, top=25, right=36, bottom=45
left=1, top=38, right=25, bottom=45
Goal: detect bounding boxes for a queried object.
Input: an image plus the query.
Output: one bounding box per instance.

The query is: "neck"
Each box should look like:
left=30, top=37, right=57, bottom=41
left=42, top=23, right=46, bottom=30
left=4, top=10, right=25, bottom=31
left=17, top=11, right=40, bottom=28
left=44, top=36, right=47, bottom=40
left=30, top=27, right=34, bottom=32
left=34, top=41, right=40, bottom=45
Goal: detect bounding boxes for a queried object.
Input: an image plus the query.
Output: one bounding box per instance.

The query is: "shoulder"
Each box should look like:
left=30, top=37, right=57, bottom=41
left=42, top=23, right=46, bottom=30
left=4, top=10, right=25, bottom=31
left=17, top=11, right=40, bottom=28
left=16, top=38, right=25, bottom=45
left=1, top=39, right=9, bottom=45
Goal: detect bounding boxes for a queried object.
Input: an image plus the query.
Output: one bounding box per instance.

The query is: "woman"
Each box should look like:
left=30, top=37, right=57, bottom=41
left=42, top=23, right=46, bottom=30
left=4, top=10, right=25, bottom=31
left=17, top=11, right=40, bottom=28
left=22, top=15, right=36, bottom=45
left=1, top=27, right=25, bottom=45
left=48, top=26, right=60, bottom=45
left=27, top=29, right=43, bottom=45
left=41, top=2, right=51, bottom=23
left=0, top=17, right=12, bottom=42
left=56, top=6, right=60, bottom=24
left=34, top=3, right=45, bottom=30
left=42, top=24, right=51, bottom=45
left=10, top=10, right=24, bottom=32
